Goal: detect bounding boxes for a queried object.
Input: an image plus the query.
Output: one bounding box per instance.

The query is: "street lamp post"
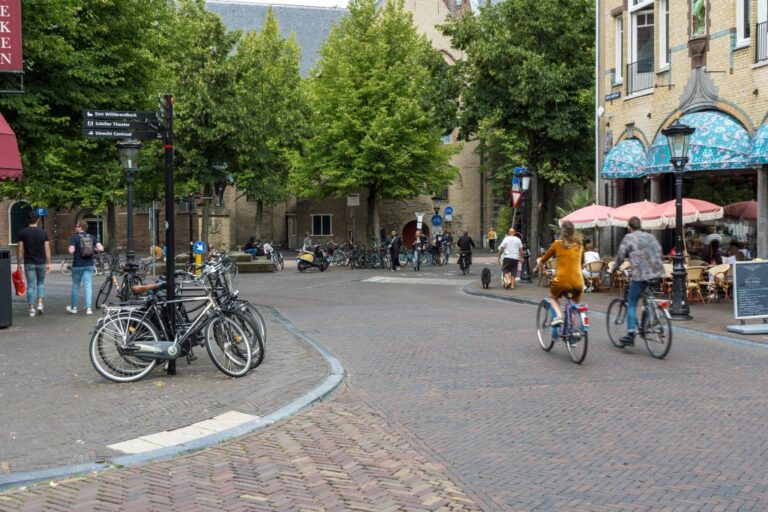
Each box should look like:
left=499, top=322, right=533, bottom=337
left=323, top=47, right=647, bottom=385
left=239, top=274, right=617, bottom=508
left=662, top=121, right=695, bottom=321
left=116, top=140, right=141, bottom=268
left=519, top=171, right=532, bottom=283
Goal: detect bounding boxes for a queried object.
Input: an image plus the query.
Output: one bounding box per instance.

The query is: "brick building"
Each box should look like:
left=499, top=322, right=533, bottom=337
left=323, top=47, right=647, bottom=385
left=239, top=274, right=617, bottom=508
left=597, top=0, right=768, bottom=258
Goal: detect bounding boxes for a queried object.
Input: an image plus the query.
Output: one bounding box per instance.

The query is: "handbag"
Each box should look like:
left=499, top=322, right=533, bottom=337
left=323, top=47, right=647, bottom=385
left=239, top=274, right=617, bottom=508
left=12, top=268, right=25, bottom=296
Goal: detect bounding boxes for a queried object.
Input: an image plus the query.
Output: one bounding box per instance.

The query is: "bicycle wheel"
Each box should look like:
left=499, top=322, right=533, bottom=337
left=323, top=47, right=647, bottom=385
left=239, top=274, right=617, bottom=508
left=643, top=303, right=672, bottom=359
left=230, top=309, right=265, bottom=369
left=205, top=315, right=252, bottom=377
left=535, top=300, right=555, bottom=351
left=606, top=299, right=628, bottom=348
left=398, top=251, right=410, bottom=268
left=227, top=262, right=239, bottom=281
left=95, top=276, right=115, bottom=309
left=89, top=313, right=159, bottom=382
left=60, top=260, right=72, bottom=277
left=566, top=309, right=588, bottom=364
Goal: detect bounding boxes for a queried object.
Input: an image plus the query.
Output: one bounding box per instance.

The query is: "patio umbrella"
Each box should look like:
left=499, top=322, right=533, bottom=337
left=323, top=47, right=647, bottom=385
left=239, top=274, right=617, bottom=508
left=643, top=198, right=723, bottom=229
left=608, top=200, right=659, bottom=228
left=558, top=204, right=614, bottom=229
left=724, top=200, right=757, bottom=221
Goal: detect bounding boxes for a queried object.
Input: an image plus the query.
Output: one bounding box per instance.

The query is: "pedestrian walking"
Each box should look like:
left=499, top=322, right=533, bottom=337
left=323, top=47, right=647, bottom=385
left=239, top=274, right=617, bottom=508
left=67, top=220, right=104, bottom=315
left=497, top=227, right=523, bottom=289
left=16, top=211, right=51, bottom=317
left=487, top=228, right=497, bottom=252
left=388, top=230, right=401, bottom=271
left=413, top=229, right=427, bottom=271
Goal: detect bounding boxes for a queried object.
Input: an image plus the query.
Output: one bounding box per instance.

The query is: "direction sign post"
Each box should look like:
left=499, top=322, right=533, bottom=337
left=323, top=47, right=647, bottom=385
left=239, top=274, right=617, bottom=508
left=82, top=109, right=162, bottom=140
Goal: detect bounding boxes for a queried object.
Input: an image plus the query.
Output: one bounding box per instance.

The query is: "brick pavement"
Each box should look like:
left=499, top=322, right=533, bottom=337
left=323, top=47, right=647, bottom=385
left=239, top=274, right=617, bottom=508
left=0, top=273, right=327, bottom=475
left=0, top=388, right=482, bottom=512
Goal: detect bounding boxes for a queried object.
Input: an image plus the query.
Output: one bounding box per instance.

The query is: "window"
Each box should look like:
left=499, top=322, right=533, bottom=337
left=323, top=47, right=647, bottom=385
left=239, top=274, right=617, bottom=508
left=311, top=214, right=332, bottom=236
left=626, top=2, right=654, bottom=93
left=737, top=0, right=751, bottom=45
left=442, top=132, right=453, bottom=145
left=659, top=0, right=670, bottom=68
left=615, top=16, right=624, bottom=82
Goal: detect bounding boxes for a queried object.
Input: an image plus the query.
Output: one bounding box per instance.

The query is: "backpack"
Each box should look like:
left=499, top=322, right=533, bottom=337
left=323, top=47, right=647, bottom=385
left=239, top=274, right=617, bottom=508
left=79, top=233, right=95, bottom=257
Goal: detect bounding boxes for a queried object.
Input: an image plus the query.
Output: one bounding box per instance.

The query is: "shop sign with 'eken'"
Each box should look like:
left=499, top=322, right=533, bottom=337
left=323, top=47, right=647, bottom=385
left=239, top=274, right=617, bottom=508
left=0, top=0, right=23, bottom=72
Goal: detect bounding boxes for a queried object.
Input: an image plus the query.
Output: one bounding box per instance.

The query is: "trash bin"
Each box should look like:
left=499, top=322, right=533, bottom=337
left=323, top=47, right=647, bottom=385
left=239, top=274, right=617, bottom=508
left=0, top=248, right=11, bottom=328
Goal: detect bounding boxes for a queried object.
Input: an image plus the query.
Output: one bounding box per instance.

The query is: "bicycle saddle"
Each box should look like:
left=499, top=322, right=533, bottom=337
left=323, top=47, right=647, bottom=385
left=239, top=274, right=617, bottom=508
left=131, top=281, right=167, bottom=294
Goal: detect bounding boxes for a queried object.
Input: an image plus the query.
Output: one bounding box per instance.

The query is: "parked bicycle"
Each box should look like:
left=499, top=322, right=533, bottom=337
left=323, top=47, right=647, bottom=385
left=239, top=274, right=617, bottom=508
left=606, top=279, right=672, bottom=359
left=89, top=263, right=261, bottom=382
left=535, top=290, right=589, bottom=364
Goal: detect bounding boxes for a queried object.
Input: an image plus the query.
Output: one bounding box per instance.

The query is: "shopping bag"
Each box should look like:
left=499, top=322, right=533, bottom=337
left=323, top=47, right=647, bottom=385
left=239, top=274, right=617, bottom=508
left=12, top=268, right=25, bottom=296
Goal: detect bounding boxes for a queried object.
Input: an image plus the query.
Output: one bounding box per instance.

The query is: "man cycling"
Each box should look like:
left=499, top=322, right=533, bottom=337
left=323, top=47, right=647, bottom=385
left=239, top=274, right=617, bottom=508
left=612, top=216, right=666, bottom=347
left=457, top=230, right=475, bottom=271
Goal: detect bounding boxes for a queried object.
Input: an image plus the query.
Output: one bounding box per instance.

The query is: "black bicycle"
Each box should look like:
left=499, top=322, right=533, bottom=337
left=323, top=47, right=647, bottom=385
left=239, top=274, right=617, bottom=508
left=606, top=279, right=673, bottom=359
left=458, top=251, right=471, bottom=275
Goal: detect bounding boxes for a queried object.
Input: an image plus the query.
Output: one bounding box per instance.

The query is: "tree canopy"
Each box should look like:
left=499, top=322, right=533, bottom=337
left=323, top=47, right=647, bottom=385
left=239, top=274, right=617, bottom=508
left=441, top=0, right=594, bottom=255
left=296, top=0, right=458, bottom=241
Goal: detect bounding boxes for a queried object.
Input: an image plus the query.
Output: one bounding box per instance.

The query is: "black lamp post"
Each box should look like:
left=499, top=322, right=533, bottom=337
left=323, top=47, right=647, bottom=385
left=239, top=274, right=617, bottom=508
left=431, top=195, right=442, bottom=216
left=662, top=121, right=695, bottom=321
left=519, top=170, right=532, bottom=283
left=116, top=140, right=141, bottom=267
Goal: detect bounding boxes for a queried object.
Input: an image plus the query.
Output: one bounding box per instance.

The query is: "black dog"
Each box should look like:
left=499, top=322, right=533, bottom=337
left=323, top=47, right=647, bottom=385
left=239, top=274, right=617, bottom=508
left=481, top=267, right=491, bottom=289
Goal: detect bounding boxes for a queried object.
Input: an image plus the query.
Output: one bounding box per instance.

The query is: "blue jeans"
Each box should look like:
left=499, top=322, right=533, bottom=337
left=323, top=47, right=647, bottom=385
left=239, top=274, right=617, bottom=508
left=627, top=280, right=650, bottom=333
left=413, top=249, right=422, bottom=270
left=24, top=264, right=46, bottom=305
left=71, top=266, right=94, bottom=309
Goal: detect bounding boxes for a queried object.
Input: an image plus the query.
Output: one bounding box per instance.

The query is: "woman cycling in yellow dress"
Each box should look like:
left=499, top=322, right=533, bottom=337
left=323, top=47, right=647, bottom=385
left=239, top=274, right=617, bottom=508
left=534, top=220, right=585, bottom=326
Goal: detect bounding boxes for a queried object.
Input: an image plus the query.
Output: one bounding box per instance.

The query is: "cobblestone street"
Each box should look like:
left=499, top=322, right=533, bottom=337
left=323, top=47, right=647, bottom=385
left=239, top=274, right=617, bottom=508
left=3, top=261, right=768, bottom=510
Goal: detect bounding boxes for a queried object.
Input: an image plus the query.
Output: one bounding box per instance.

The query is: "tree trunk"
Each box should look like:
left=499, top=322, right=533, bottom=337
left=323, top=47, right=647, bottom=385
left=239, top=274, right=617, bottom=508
left=106, top=200, right=117, bottom=252
left=254, top=199, right=263, bottom=239
left=202, top=183, right=211, bottom=245
left=366, top=187, right=379, bottom=247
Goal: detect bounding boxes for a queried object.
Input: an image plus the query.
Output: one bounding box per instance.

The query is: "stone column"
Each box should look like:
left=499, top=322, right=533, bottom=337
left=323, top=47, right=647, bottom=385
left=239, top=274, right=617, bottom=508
left=758, top=166, right=768, bottom=259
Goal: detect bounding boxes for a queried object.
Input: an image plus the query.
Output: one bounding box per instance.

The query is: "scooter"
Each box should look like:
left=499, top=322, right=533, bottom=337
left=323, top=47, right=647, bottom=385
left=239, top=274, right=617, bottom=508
left=297, top=245, right=329, bottom=272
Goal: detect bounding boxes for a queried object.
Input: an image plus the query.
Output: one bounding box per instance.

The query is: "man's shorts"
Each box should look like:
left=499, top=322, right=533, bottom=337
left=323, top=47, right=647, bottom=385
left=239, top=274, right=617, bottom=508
left=502, top=257, right=518, bottom=275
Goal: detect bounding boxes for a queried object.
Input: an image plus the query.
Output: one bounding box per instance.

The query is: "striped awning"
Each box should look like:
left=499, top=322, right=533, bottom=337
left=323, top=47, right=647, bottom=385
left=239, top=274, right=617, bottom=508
left=646, top=111, right=751, bottom=174
left=601, top=138, right=647, bottom=179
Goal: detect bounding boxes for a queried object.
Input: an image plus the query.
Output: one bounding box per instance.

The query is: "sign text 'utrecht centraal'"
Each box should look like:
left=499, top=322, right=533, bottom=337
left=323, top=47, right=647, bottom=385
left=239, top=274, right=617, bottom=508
left=0, top=0, right=22, bottom=72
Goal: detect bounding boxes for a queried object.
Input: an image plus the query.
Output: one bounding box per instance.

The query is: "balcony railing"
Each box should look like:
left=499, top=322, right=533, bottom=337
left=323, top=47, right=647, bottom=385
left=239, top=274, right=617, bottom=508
left=757, top=21, right=768, bottom=64
left=626, top=57, right=654, bottom=95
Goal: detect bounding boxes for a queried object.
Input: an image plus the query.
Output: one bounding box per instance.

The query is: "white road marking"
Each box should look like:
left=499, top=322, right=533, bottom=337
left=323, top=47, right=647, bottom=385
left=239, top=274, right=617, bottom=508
left=107, top=410, right=259, bottom=454
left=362, top=276, right=472, bottom=286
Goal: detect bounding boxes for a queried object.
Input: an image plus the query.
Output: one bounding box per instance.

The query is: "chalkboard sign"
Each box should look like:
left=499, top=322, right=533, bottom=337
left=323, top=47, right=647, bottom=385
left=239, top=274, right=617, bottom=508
left=732, top=261, right=768, bottom=320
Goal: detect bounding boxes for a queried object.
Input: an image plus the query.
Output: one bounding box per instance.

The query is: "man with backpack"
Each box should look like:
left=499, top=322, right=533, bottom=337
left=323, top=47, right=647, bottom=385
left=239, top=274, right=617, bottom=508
left=67, top=220, right=104, bottom=315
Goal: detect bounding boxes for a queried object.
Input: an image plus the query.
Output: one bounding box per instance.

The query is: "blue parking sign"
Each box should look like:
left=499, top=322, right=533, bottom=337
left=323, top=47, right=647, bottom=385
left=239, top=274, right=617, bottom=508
left=36, top=207, right=48, bottom=218
left=193, top=240, right=207, bottom=254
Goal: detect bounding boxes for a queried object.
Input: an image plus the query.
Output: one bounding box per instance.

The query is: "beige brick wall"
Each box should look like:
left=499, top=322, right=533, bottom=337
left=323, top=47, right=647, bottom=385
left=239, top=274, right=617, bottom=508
left=600, top=0, right=768, bottom=151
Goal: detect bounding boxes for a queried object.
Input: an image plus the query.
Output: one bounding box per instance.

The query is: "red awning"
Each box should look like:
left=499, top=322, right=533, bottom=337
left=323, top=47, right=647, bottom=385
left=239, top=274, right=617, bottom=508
left=0, top=113, right=23, bottom=181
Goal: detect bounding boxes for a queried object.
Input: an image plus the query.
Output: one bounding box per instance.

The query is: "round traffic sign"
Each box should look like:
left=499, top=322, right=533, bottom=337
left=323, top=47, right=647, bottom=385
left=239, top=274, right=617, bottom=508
left=444, top=206, right=454, bottom=215
left=193, top=240, right=207, bottom=254
left=431, top=214, right=443, bottom=226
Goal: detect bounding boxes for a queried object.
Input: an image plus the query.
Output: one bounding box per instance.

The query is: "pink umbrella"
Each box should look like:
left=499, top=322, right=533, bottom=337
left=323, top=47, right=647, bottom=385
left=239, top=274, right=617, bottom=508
left=608, top=200, right=659, bottom=228
left=643, top=198, right=723, bottom=229
left=724, top=200, right=757, bottom=221
left=558, top=204, right=614, bottom=229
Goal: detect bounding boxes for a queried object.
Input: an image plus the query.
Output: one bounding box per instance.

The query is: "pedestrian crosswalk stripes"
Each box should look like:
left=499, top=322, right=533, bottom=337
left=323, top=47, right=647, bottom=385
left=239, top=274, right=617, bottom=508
left=362, top=276, right=471, bottom=286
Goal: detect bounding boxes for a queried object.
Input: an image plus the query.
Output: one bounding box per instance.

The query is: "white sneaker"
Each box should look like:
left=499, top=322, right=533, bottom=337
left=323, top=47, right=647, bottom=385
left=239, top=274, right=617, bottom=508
left=86, top=308, right=93, bottom=315
left=36, top=304, right=44, bottom=315
left=28, top=309, right=35, bottom=317
left=66, top=306, right=78, bottom=314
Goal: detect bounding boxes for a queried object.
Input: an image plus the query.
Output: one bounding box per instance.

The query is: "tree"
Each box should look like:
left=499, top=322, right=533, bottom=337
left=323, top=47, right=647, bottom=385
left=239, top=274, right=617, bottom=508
left=229, top=9, right=308, bottom=238
left=0, top=0, right=173, bottom=247
left=296, top=0, right=458, bottom=242
left=164, top=0, right=241, bottom=242
left=441, top=0, right=594, bottom=257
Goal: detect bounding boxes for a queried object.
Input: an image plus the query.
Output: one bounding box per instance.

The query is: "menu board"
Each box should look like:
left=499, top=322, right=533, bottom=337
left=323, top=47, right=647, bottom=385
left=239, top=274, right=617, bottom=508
left=733, top=261, right=768, bottom=320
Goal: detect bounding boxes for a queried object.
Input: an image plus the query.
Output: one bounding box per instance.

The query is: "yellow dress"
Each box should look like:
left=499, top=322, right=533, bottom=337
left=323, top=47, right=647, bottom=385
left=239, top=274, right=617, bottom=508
left=539, top=240, right=585, bottom=302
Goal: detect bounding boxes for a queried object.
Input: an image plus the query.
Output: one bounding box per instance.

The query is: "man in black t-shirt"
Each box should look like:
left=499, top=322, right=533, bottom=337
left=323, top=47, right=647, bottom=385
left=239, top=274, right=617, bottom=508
left=17, top=211, right=52, bottom=317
